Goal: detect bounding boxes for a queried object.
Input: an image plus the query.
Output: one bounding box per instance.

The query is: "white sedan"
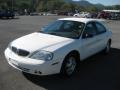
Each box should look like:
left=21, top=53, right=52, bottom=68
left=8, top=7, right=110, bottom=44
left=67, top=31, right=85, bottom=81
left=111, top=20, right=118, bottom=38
left=4, top=18, right=112, bottom=77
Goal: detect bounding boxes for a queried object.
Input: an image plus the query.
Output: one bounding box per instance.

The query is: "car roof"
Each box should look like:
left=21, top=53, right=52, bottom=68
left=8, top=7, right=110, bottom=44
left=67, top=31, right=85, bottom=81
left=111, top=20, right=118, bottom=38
left=59, top=17, right=105, bottom=24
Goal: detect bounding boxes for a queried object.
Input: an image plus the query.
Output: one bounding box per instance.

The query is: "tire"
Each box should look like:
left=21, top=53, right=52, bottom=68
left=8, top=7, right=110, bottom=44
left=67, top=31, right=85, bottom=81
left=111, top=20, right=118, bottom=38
left=60, top=53, right=77, bottom=77
left=11, top=16, right=14, bottom=19
left=6, top=17, right=9, bottom=19
left=104, top=41, right=111, bottom=54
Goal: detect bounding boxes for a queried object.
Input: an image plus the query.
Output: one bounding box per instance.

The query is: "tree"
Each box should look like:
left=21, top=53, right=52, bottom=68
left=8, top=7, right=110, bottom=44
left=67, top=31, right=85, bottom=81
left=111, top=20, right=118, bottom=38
left=37, top=0, right=65, bottom=12
left=114, top=5, right=120, bottom=10
left=0, top=0, right=119, bottom=13
left=87, top=6, right=99, bottom=12
left=60, top=3, right=71, bottom=12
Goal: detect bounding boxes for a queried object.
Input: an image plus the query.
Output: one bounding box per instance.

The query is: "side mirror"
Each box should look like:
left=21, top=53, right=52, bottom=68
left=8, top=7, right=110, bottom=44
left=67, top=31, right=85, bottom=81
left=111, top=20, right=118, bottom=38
left=82, top=33, right=94, bottom=39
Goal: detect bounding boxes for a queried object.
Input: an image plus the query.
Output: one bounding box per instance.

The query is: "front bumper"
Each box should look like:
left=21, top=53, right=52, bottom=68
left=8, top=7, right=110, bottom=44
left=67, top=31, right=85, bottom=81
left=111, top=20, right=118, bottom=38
left=4, top=48, right=61, bottom=75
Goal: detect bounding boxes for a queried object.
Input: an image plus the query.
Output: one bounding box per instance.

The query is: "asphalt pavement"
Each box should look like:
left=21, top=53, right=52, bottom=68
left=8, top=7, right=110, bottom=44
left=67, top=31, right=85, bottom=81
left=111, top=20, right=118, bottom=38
left=0, top=16, right=120, bottom=90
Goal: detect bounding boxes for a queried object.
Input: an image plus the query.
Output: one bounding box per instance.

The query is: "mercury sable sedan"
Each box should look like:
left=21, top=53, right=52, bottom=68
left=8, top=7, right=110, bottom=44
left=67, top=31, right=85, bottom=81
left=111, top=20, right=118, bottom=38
left=4, top=18, right=112, bottom=77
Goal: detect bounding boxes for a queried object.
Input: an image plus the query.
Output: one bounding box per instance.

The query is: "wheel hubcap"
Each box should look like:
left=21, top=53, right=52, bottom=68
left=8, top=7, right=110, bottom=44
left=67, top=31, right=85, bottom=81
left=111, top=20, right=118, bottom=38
left=65, top=57, right=76, bottom=75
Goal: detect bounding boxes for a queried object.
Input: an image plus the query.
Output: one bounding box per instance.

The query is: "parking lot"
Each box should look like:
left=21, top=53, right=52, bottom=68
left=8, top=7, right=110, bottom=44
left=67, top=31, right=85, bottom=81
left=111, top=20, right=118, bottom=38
left=0, top=16, right=120, bottom=90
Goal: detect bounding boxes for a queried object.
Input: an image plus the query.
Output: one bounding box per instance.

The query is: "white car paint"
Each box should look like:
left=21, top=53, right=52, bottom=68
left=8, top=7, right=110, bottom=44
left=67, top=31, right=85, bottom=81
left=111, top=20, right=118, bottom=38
left=10, top=32, right=73, bottom=52
left=4, top=18, right=112, bottom=76
left=73, top=12, right=90, bottom=18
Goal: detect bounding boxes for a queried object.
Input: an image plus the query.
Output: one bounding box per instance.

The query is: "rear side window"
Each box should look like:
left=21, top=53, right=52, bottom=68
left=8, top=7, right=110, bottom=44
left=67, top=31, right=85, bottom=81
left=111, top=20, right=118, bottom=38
left=95, top=22, right=106, bottom=34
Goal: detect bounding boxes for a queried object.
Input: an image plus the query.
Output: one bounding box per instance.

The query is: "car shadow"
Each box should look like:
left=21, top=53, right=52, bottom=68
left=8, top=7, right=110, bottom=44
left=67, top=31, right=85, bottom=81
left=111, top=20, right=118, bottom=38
left=23, top=48, right=120, bottom=90
left=0, top=17, right=20, bottom=20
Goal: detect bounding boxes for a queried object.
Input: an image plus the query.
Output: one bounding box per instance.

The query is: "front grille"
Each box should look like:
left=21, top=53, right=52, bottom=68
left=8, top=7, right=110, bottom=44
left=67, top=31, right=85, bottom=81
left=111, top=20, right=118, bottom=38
left=12, top=46, right=17, bottom=53
left=11, top=46, right=30, bottom=56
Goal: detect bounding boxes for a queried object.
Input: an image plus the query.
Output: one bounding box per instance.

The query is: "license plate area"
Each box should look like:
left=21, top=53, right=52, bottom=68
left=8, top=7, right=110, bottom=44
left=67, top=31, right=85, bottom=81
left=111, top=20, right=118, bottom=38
left=9, top=58, right=30, bottom=72
left=9, top=58, right=18, bottom=66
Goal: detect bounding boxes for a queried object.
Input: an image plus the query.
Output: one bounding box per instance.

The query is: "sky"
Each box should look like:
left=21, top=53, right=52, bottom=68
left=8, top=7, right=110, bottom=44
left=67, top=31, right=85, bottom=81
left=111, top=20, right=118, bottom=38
left=73, top=0, right=120, bottom=5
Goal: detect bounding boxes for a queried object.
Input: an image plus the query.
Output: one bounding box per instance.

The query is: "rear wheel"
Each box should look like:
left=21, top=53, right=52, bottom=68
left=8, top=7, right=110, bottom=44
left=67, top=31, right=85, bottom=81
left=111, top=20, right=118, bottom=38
left=11, top=16, right=14, bottom=19
left=104, top=40, right=111, bottom=54
left=6, top=17, right=9, bottom=19
left=60, top=53, right=77, bottom=77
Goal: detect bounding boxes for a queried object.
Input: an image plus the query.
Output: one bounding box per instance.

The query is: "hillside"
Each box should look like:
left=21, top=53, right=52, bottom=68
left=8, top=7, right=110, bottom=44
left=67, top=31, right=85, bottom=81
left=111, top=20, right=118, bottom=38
left=65, top=0, right=105, bottom=9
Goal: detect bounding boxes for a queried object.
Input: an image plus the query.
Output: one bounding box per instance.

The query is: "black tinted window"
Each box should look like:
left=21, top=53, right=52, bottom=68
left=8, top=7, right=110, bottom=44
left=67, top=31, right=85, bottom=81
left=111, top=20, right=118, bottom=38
left=40, top=20, right=85, bottom=39
left=83, top=23, right=97, bottom=36
left=95, top=22, right=106, bottom=34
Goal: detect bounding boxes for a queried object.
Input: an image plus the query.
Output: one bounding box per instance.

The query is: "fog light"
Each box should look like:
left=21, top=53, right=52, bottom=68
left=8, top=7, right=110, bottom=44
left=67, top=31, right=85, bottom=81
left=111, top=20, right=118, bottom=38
left=34, top=70, right=37, bottom=74
left=34, top=70, right=42, bottom=74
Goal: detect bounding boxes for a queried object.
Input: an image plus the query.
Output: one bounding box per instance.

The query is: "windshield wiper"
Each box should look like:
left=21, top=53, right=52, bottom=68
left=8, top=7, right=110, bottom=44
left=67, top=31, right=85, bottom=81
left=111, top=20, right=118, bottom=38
left=38, top=31, right=45, bottom=33
left=38, top=31, right=59, bottom=36
left=48, top=32, right=58, bottom=35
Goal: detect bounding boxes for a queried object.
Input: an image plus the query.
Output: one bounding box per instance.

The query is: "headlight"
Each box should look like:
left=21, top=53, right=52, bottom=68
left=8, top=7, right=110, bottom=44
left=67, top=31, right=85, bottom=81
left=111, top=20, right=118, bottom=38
left=29, top=50, right=53, bottom=61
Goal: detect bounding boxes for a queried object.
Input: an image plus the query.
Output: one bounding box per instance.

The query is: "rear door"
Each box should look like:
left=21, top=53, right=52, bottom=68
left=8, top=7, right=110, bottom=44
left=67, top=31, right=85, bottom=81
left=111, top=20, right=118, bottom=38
left=80, top=22, right=99, bottom=60
left=95, top=22, right=108, bottom=51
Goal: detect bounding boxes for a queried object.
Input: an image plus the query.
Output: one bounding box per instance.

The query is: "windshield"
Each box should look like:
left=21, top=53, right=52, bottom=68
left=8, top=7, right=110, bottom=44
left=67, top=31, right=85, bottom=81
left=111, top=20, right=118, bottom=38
left=39, top=20, right=85, bottom=39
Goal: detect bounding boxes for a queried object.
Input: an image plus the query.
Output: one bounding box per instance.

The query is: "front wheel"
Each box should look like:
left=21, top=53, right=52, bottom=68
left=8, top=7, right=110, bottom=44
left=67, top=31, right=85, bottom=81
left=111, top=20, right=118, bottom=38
left=60, top=54, right=77, bottom=77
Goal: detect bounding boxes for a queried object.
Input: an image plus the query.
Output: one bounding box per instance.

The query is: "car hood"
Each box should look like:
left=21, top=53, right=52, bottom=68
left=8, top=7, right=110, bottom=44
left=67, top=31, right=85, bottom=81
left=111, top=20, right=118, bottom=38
left=11, top=32, right=73, bottom=52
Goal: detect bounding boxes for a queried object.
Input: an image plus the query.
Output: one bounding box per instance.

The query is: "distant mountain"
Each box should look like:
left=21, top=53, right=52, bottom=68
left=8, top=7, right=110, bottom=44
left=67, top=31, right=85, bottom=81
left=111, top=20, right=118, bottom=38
left=65, top=0, right=105, bottom=9
left=74, top=0, right=94, bottom=7
left=94, top=4, right=105, bottom=9
left=65, top=0, right=73, bottom=3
